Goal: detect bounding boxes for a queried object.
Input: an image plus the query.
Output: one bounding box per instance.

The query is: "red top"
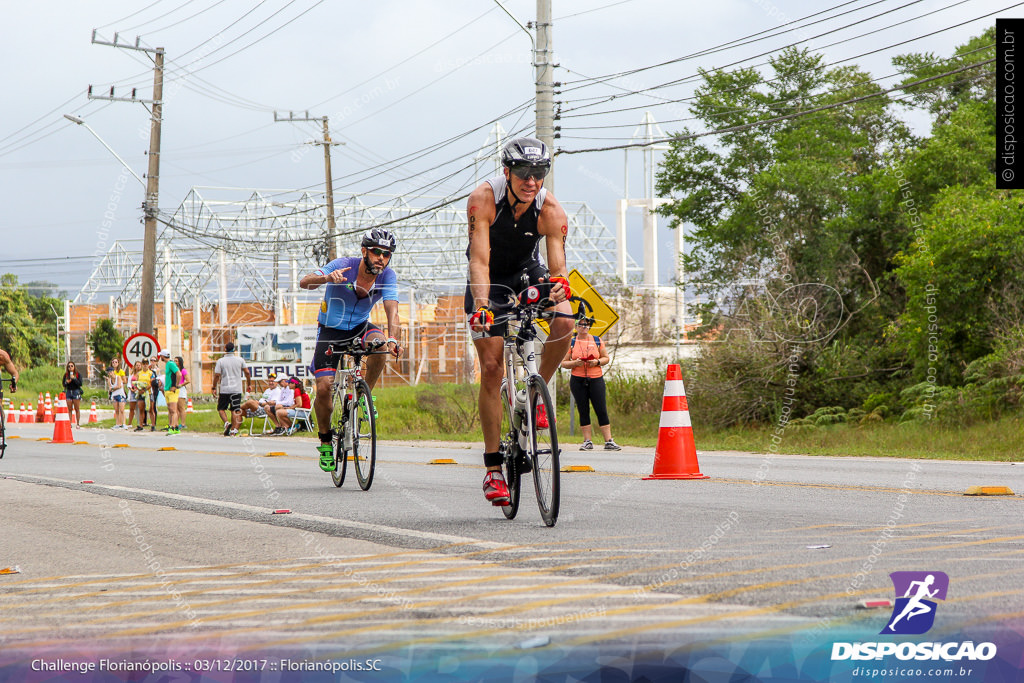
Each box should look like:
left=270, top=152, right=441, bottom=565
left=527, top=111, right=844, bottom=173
left=294, top=387, right=311, bottom=410
left=570, top=334, right=603, bottom=379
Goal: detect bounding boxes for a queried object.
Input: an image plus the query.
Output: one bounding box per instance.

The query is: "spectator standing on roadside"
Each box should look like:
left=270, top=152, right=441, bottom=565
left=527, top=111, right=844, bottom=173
left=62, top=361, right=84, bottom=427
left=212, top=342, right=252, bottom=436
left=560, top=316, right=621, bottom=451
left=158, top=350, right=182, bottom=435
left=148, top=357, right=163, bottom=432
left=134, top=360, right=153, bottom=431
left=106, top=364, right=127, bottom=429
left=175, top=356, right=189, bottom=430
left=126, top=361, right=140, bottom=428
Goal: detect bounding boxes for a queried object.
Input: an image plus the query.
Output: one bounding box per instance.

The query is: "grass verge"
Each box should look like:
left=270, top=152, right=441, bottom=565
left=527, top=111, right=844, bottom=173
left=79, top=382, right=1024, bottom=462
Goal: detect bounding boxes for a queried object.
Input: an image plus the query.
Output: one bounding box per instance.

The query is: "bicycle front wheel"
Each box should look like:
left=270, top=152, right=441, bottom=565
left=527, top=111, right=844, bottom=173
left=352, top=379, right=376, bottom=491
left=331, top=391, right=348, bottom=488
left=499, top=379, right=520, bottom=520
left=527, top=376, right=560, bottom=527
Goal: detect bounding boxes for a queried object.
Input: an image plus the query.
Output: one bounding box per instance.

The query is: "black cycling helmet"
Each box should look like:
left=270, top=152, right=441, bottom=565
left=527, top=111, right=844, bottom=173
left=501, top=137, right=550, bottom=170
left=361, top=228, right=397, bottom=252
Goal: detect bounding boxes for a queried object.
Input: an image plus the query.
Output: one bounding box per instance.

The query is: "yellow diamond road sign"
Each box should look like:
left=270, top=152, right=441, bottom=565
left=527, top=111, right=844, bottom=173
left=539, top=269, right=619, bottom=337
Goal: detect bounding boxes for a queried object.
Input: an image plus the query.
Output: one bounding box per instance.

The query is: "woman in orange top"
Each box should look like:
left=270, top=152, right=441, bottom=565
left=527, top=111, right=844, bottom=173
left=560, top=316, right=621, bottom=451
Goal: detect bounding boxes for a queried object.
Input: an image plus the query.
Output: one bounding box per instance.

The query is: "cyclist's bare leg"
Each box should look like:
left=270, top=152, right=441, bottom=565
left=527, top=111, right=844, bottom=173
left=363, top=330, right=388, bottom=390
left=539, top=300, right=574, bottom=382
left=473, top=335, right=505, bottom=470
left=313, top=375, right=335, bottom=436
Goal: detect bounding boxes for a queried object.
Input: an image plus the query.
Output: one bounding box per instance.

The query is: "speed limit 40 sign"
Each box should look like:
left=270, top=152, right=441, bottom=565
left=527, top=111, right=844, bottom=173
left=123, top=333, right=161, bottom=368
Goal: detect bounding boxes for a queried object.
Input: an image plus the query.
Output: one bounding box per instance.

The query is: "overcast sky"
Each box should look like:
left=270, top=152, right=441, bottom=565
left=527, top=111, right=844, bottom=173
left=0, top=0, right=1007, bottom=295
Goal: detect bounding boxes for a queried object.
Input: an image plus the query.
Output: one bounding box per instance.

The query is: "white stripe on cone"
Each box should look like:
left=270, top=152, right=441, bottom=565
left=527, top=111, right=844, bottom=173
left=663, top=380, right=687, bottom=397
left=659, top=411, right=692, bottom=429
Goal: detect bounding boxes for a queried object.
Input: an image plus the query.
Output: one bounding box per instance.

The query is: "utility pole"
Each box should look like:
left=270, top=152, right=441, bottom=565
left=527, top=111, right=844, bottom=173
left=274, top=111, right=343, bottom=261
left=88, top=31, right=164, bottom=336
left=535, top=0, right=556, bottom=191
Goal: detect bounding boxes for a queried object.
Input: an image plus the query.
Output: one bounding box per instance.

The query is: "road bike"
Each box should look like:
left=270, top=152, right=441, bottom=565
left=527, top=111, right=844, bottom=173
left=0, top=375, right=15, bottom=459
left=495, top=287, right=594, bottom=527
left=325, top=338, right=388, bottom=490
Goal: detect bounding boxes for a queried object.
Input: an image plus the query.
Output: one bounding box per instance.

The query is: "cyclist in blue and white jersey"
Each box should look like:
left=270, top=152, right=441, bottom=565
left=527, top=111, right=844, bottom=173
left=299, top=228, right=403, bottom=472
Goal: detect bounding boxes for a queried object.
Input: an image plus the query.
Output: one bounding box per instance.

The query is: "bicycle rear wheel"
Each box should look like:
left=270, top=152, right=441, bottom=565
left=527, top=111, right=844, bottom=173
left=527, top=376, right=560, bottom=526
left=498, top=379, right=520, bottom=520
left=330, top=390, right=348, bottom=488
left=352, top=379, right=376, bottom=491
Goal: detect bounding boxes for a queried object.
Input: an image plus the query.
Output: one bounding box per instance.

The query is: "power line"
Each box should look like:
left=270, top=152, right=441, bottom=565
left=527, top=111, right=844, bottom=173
left=96, top=0, right=168, bottom=30
left=559, top=0, right=889, bottom=91
left=558, top=0, right=982, bottom=118
left=556, top=58, right=994, bottom=155
left=120, top=0, right=201, bottom=33
left=556, top=44, right=994, bottom=139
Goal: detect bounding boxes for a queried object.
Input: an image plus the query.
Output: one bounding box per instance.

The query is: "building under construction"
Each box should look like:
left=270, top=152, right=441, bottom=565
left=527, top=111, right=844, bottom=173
left=71, top=185, right=651, bottom=391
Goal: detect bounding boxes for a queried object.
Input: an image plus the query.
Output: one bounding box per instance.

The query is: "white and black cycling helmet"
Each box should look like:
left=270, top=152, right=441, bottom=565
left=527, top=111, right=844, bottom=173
left=501, top=137, right=551, bottom=171
left=360, top=228, right=397, bottom=252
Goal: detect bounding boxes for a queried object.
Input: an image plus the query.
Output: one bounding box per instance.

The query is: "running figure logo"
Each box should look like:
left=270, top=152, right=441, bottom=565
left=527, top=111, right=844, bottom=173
left=881, top=571, right=949, bottom=635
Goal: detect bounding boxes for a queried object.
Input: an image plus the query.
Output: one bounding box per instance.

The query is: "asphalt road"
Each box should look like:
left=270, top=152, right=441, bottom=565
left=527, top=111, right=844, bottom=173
left=1, top=421, right=1022, bottom=672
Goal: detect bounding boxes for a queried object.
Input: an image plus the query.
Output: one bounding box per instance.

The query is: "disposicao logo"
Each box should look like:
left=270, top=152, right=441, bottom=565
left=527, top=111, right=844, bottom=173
left=831, top=570, right=997, bottom=663
left=881, top=571, right=948, bottom=635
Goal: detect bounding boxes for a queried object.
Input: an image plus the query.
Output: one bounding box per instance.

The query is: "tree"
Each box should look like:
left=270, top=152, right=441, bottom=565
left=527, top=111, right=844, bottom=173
left=895, top=186, right=1024, bottom=384
left=88, top=319, right=124, bottom=367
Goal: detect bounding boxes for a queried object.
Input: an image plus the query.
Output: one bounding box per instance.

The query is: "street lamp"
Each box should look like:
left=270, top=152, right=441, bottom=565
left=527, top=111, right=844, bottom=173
left=63, top=114, right=145, bottom=187
left=64, top=112, right=157, bottom=336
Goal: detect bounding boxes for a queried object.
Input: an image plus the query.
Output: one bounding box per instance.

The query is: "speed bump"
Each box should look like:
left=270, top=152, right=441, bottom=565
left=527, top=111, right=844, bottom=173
left=964, top=486, right=1015, bottom=496
left=157, top=446, right=176, bottom=451
left=429, top=458, right=457, bottom=465
left=36, top=437, right=49, bottom=441
left=265, top=451, right=287, bottom=457
left=113, top=444, right=129, bottom=448
left=73, top=441, right=89, bottom=445
left=561, top=465, right=595, bottom=473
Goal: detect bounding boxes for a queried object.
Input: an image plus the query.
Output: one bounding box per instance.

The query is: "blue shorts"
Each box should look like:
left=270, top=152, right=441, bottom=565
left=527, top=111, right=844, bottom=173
left=65, top=389, right=83, bottom=401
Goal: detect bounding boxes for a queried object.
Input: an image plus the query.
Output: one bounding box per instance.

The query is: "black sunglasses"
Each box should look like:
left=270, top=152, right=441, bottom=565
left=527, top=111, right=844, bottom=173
left=509, top=165, right=549, bottom=181
left=368, top=247, right=392, bottom=257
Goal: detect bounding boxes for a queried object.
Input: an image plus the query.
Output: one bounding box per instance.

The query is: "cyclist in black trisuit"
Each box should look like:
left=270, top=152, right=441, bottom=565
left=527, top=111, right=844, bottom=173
left=0, top=349, right=18, bottom=393
left=0, top=348, right=19, bottom=455
left=465, top=137, right=574, bottom=507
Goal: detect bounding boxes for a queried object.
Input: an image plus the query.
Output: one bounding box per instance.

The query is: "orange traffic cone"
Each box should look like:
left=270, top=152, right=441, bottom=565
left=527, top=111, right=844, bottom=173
left=186, top=398, right=194, bottom=414
left=35, top=394, right=45, bottom=422
left=51, top=393, right=74, bottom=444
left=6, top=401, right=17, bottom=423
left=88, top=400, right=99, bottom=424
left=644, top=364, right=708, bottom=480
left=19, top=403, right=31, bottom=423
left=44, top=394, right=53, bottom=423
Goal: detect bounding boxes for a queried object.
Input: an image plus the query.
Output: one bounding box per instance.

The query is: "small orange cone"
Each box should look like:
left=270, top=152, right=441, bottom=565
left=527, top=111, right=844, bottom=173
left=6, top=401, right=18, bottom=423
left=644, top=364, right=708, bottom=480
left=51, top=393, right=74, bottom=444
left=88, top=400, right=99, bottom=424
left=186, top=398, right=194, bottom=414
left=35, top=394, right=45, bottom=422
left=19, top=403, right=32, bottom=423
left=43, top=394, right=53, bottom=423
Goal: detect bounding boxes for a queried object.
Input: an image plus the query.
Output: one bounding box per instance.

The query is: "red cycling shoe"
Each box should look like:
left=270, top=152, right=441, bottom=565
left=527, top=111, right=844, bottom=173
left=483, top=471, right=510, bottom=506
left=536, top=404, right=549, bottom=429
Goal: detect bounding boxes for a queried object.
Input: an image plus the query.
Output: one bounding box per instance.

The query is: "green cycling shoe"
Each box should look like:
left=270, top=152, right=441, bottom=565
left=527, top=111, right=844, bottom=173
left=317, top=442, right=336, bottom=472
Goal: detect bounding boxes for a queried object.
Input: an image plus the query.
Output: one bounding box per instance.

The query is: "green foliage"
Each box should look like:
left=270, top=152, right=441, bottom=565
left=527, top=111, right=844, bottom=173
left=653, top=30, right=1021, bottom=428
left=0, top=273, right=60, bottom=368
left=894, top=186, right=1024, bottom=382
left=414, top=384, right=478, bottom=433
left=88, top=319, right=125, bottom=366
